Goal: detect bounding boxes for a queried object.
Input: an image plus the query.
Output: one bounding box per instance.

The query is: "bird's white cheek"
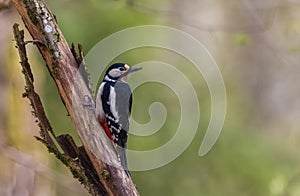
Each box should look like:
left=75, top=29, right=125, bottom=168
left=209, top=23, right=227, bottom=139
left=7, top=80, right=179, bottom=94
left=108, top=69, right=120, bottom=78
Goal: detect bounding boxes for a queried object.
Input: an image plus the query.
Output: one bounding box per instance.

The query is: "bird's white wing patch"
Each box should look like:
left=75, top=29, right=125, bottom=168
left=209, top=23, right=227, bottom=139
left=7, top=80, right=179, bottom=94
left=109, top=86, right=119, bottom=121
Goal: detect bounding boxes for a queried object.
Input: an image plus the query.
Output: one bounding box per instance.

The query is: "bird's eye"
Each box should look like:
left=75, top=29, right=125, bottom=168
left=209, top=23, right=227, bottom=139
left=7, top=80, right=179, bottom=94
left=119, top=67, right=125, bottom=71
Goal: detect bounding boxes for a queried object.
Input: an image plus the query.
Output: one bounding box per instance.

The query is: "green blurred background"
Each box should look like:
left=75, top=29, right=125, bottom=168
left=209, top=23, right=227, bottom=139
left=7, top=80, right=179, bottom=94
left=1, top=0, right=300, bottom=195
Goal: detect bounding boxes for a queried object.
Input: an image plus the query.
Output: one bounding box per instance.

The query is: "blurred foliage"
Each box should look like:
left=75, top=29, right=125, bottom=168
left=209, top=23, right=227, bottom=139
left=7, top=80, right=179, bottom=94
left=3, top=0, right=300, bottom=195
left=234, top=33, right=251, bottom=46
left=41, top=0, right=300, bottom=195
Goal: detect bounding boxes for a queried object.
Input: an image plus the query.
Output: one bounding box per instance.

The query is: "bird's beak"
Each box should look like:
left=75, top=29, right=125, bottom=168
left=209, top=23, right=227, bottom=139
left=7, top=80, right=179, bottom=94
left=119, top=66, right=142, bottom=79
left=128, top=66, right=143, bottom=73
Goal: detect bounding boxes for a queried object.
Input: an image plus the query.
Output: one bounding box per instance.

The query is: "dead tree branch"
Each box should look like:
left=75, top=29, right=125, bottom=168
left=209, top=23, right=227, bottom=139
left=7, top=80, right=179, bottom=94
left=13, top=23, right=106, bottom=196
left=12, top=0, right=139, bottom=195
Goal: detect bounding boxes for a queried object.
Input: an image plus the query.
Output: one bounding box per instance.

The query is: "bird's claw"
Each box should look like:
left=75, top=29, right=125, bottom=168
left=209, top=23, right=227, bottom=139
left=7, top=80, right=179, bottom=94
left=82, top=95, right=93, bottom=109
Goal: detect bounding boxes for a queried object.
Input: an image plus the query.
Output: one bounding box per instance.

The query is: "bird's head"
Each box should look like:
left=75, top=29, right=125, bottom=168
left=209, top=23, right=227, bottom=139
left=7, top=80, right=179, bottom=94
left=105, top=63, right=142, bottom=81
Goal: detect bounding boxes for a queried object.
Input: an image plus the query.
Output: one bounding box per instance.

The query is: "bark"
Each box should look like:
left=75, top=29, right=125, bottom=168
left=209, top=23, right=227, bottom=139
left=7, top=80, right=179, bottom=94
left=12, top=0, right=139, bottom=195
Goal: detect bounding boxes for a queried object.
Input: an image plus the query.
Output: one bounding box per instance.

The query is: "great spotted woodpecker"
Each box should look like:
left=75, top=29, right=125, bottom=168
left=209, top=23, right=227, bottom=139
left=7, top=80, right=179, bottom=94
left=95, top=63, right=142, bottom=176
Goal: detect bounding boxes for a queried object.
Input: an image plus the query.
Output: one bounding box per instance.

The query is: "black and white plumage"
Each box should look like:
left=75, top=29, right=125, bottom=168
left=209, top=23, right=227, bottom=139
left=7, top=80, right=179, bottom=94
left=95, top=63, right=142, bottom=176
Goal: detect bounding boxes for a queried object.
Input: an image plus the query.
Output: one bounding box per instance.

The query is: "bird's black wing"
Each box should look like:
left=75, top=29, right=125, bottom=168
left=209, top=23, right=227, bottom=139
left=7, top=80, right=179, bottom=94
left=101, top=81, right=132, bottom=148
left=101, top=82, right=122, bottom=144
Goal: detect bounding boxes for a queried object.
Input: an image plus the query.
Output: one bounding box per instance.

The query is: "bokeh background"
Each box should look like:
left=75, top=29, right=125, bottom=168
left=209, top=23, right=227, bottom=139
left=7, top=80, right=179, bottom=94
left=1, top=0, right=300, bottom=195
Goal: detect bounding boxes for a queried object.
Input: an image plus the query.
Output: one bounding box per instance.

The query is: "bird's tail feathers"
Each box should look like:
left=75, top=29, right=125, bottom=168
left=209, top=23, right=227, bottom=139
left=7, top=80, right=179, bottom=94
left=116, top=145, right=130, bottom=177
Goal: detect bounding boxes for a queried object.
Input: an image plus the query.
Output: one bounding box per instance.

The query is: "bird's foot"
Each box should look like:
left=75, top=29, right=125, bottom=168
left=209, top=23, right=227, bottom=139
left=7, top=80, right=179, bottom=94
left=82, top=95, right=93, bottom=109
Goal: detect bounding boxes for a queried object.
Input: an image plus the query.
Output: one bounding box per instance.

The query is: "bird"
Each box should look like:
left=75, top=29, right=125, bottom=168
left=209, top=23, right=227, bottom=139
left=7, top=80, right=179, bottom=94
left=95, top=63, right=142, bottom=176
